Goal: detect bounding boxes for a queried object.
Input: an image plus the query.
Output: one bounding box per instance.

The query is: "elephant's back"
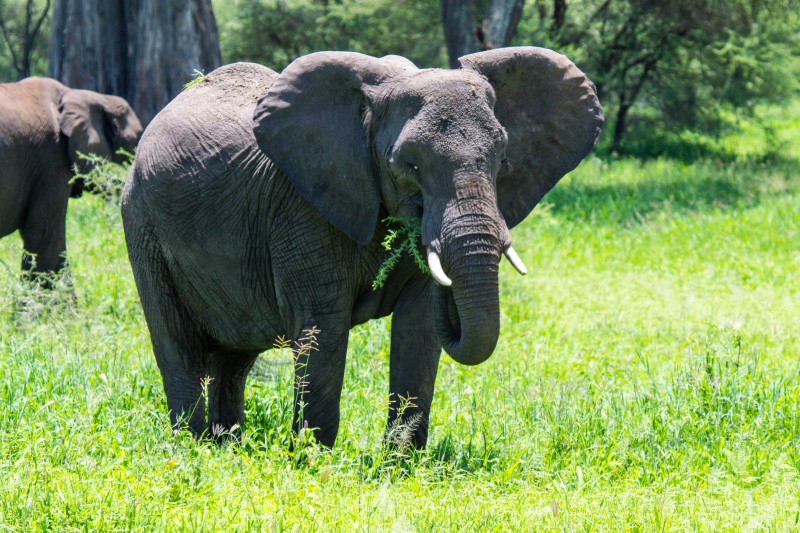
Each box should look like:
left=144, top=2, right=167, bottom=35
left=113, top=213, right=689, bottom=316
left=130, top=62, right=278, bottom=214
left=144, top=62, right=278, bottom=141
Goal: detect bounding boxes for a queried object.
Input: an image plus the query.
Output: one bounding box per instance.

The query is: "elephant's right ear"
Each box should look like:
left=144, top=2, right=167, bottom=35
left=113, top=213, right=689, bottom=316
left=253, top=52, right=414, bottom=245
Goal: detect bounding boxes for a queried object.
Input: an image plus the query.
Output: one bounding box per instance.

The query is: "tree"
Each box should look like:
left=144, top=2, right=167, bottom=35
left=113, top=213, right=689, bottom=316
left=49, top=0, right=222, bottom=125
left=440, top=0, right=525, bottom=68
left=0, top=0, right=51, bottom=80
left=214, top=0, right=446, bottom=71
left=517, top=0, right=800, bottom=153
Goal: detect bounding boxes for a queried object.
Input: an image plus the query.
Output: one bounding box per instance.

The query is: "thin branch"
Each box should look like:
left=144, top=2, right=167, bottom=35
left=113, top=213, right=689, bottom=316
left=559, top=0, right=612, bottom=46
left=30, top=0, right=51, bottom=51
left=0, top=13, right=23, bottom=75
left=24, top=0, right=32, bottom=39
left=22, top=0, right=34, bottom=75
left=626, top=35, right=672, bottom=104
left=0, top=0, right=49, bottom=78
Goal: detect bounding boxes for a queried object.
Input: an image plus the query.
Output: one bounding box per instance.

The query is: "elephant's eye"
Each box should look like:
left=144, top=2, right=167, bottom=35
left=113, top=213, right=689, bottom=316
left=498, top=146, right=509, bottom=165
left=396, top=159, right=419, bottom=179
left=500, top=154, right=512, bottom=174
left=390, top=145, right=421, bottom=179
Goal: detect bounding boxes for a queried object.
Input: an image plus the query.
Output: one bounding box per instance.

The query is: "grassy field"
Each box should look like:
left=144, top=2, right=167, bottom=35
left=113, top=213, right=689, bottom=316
left=1, top=102, right=799, bottom=531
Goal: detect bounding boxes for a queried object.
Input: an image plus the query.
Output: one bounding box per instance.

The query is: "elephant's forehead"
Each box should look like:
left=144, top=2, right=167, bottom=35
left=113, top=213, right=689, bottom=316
left=390, top=77, right=506, bottom=156
left=395, top=69, right=495, bottom=105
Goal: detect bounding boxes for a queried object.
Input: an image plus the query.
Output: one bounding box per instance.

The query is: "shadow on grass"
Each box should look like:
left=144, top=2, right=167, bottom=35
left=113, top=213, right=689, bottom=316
left=605, top=130, right=740, bottom=163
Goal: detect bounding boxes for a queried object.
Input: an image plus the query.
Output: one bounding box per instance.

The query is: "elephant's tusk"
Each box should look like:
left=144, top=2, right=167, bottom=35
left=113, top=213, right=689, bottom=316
left=427, top=251, right=452, bottom=287
left=504, top=246, right=527, bottom=275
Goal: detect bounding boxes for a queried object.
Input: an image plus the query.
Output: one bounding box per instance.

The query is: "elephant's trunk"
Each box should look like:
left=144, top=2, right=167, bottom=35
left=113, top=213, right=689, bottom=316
left=427, top=191, right=503, bottom=366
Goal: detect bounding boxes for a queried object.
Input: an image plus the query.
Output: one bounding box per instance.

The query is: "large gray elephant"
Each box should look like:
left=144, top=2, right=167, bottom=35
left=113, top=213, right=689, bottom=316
left=0, top=77, right=142, bottom=282
left=122, top=48, right=603, bottom=447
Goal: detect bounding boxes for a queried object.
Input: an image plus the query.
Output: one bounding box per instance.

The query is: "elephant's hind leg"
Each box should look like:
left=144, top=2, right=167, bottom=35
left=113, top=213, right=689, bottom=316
left=19, top=180, right=69, bottom=285
left=206, top=350, right=259, bottom=437
left=125, top=217, right=208, bottom=436
left=152, top=328, right=209, bottom=437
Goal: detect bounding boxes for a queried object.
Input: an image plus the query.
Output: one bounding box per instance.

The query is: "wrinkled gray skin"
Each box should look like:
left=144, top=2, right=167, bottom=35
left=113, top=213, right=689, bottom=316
left=122, top=48, right=603, bottom=447
left=0, top=77, right=142, bottom=281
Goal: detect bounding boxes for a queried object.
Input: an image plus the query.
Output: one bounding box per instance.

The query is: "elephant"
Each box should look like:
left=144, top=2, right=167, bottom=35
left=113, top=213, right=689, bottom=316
left=121, top=47, right=603, bottom=447
left=0, top=77, right=142, bottom=282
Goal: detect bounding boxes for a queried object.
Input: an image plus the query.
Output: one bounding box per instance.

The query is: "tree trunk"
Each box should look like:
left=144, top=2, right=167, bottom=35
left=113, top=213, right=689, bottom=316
left=48, top=0, right=127, bottom=95
left=440, top=0, right=478, bottom=68
left=441, top=0, right=525, bottom=68
left=49, top=0, right=221, bottom=126
left=551, top=0, right=566, bottom=32
left=612, top=101, right=629, bottom=153
left=482, top=0, right=524, bottom=49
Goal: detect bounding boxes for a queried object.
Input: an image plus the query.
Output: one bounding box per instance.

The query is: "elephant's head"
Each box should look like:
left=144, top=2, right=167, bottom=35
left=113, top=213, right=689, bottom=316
left=59, top=89, right=143, bottom=197
left=253, top=48, right=603, bottom=365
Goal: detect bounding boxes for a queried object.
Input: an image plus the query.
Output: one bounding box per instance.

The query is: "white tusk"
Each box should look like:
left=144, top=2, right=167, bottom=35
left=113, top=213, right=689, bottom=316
left=427, top=251, right=452, bottom=287
left=504, top=245, right=527, bottom=275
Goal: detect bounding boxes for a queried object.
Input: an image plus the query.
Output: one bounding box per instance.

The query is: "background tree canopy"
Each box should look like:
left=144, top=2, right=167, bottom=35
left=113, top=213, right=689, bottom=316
left=0, top=0, right=50, bottom=80
left=212, top=0, right=447, bottom=70
left=515, top=0, right=800, bottom=154
left=1, top=0, right=798, bottom=153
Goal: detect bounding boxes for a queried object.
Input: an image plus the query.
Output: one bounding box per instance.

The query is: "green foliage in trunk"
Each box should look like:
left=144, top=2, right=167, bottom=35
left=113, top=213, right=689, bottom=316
left=372, top=216, right=429, bottom=290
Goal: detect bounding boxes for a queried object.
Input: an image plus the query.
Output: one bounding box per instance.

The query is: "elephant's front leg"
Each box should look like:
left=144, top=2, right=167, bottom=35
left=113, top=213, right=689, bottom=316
left=387, top=276, right=441, bottom=449
left=291, top=322, right=350, bottom=447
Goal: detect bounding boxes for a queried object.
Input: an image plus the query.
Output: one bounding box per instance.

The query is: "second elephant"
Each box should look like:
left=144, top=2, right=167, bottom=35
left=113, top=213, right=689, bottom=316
left=122, top=48, right=603, bottom=447
left=0, top=77, right=142, bottom=282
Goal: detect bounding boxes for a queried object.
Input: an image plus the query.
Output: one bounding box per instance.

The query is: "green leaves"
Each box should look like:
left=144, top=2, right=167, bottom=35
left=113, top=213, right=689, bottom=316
left=72, top=150, right=133, bottom=203
left=372, top=216, right=429, bottom=290
left=182, top=69, right=207, bottom=90
left=515, top=0, right=800, bottom=153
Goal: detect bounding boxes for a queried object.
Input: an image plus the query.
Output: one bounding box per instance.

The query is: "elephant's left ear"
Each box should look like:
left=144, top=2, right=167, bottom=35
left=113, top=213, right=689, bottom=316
left=459, top=47, right=604, bottom=229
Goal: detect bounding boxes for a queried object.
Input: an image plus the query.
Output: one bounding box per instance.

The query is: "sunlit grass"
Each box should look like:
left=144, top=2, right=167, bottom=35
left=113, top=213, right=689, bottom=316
left=1, top=105, right=799, bottom=530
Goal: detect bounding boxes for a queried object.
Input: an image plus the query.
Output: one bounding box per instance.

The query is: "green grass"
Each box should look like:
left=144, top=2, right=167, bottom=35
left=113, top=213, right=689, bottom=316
left=1, top=107, right=800, bottom=530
